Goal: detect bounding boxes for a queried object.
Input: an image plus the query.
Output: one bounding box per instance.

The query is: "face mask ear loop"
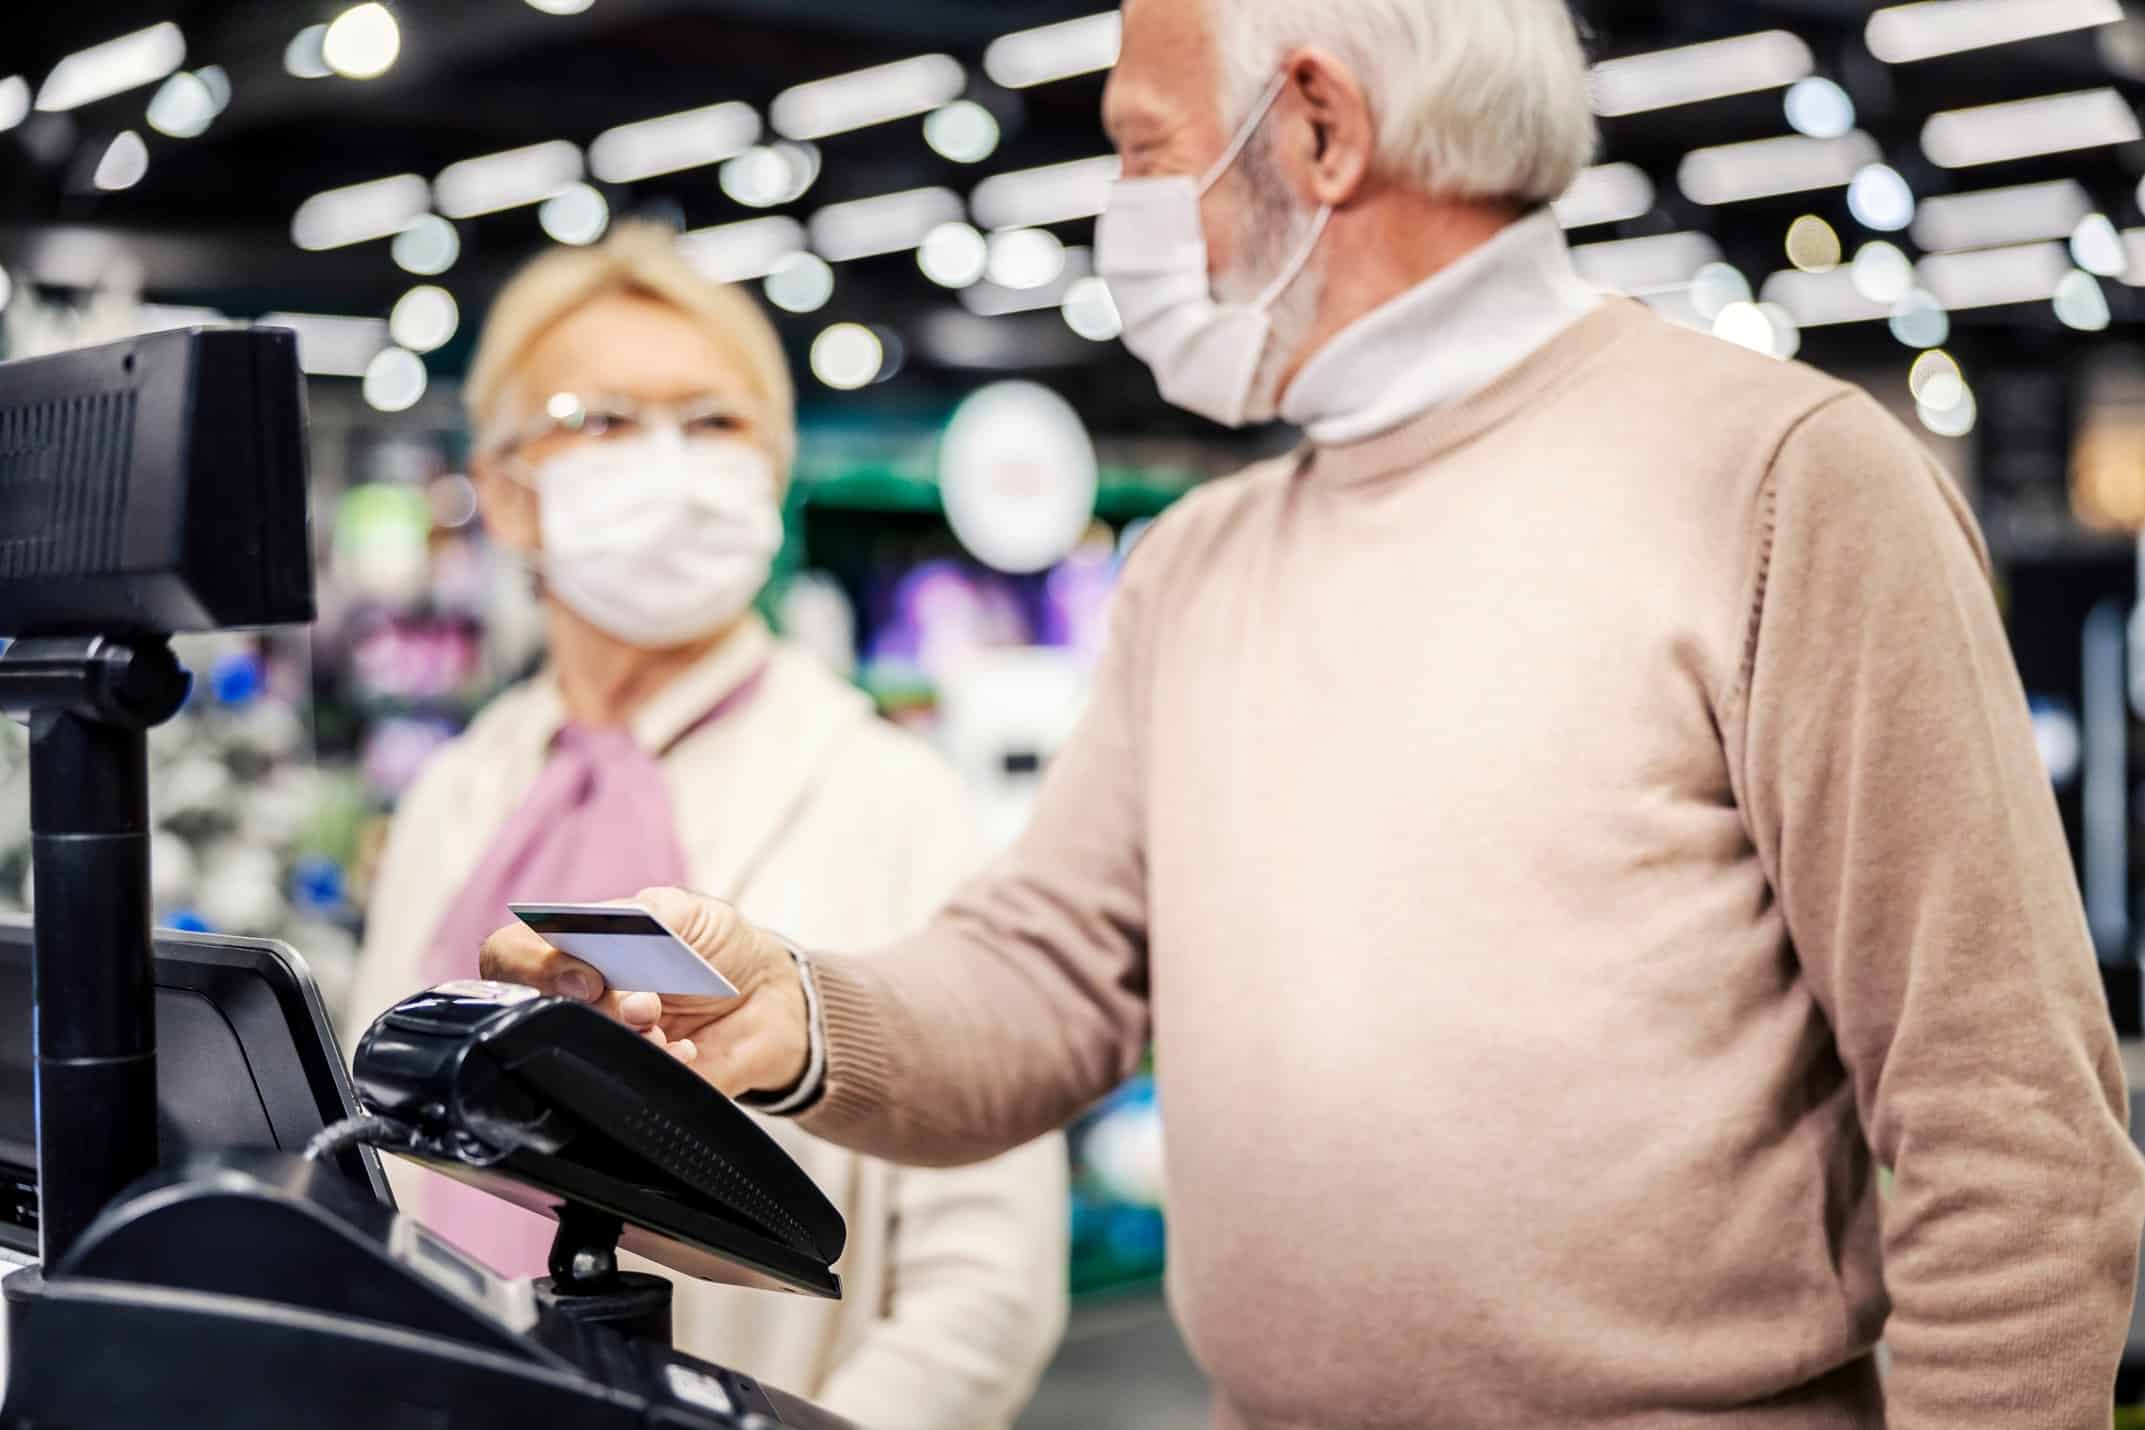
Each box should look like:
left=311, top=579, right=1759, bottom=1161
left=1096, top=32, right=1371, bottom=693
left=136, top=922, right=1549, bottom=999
left=1198, top=70, right=1291, bottom=196
left=1254, top=204, right=1333, bottom=312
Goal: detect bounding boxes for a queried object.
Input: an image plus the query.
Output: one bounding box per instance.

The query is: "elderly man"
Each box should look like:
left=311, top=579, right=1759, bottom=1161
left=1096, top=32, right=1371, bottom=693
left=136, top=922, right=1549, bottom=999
left=486, top=0, right=2145, bottom=1424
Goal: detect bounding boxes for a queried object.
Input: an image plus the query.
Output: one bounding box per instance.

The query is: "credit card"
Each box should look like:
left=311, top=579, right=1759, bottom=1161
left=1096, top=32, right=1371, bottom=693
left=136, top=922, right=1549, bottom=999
left=508, top=902, right=741, bottom=998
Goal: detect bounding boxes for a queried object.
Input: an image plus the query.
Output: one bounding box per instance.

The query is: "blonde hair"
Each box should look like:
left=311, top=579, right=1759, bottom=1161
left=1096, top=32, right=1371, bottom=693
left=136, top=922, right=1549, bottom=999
left=464, top=221, right=798, bottom=474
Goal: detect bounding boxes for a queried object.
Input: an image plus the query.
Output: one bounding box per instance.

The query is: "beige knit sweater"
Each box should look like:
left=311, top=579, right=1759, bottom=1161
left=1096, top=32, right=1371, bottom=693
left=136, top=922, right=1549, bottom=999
left=800, top=300, right=2145, bottom=1428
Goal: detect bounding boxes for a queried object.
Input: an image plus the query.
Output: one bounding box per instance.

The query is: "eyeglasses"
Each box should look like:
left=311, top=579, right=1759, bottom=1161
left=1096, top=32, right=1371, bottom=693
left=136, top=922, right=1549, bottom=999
left=484, top=391, right=767, bottom=470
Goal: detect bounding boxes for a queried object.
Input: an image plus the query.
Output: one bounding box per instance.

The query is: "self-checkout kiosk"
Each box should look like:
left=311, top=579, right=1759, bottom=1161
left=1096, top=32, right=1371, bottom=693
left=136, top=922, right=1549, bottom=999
left=0, top=328, right=856, bottom=1429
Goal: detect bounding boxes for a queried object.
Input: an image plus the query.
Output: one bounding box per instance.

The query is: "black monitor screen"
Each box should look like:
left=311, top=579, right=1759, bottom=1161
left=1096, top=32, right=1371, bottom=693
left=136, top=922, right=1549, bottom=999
left=0, top=918, right=390, bottom=1256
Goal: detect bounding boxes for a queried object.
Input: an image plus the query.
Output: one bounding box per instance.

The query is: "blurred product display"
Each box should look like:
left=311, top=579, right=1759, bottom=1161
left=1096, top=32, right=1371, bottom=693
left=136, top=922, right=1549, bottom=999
left=1066, top=1071, right=1167, bottom=1295
left=0, top=632, right=367, bottom=1014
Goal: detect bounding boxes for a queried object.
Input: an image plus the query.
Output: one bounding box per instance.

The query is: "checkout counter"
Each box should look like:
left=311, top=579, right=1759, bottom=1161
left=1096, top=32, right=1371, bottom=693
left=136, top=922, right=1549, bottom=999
left=0, top=917, right=862, bottom=1428
left=0, top=922, right=387, bottom=1406
left=0, top=923, right=863, bottom=1428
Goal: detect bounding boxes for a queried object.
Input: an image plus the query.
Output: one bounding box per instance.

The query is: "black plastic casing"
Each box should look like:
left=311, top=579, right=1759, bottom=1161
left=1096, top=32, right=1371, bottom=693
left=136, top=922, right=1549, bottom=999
left=0, top=1150, right=834, bottom=1429
left=0, top=326, right=313, bottom=638
left=355, top=986, right=848, bottom=1298
left=0, top=914, right=395, bottom=1260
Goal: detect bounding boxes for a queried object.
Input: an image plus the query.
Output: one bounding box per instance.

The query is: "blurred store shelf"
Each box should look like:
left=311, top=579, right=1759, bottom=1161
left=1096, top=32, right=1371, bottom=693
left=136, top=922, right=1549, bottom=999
left=1985, top=503, right=2141, bottom=565
left=800, top=465, right=1194, bottom=521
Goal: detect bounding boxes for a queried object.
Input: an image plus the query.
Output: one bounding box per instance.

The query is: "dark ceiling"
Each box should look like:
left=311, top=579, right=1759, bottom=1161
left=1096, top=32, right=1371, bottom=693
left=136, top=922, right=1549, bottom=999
left=1, top=0, right=2140, bottom=438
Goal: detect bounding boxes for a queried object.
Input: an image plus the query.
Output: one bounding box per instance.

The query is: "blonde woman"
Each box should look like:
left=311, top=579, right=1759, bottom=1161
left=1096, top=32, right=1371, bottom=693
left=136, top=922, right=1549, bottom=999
left=345, top=225, right=1068, bottom=1428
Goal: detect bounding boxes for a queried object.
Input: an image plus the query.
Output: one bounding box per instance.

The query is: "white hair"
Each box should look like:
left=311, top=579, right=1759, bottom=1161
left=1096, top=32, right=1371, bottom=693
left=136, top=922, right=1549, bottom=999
left=1212, top=0, right=1597, bottom=206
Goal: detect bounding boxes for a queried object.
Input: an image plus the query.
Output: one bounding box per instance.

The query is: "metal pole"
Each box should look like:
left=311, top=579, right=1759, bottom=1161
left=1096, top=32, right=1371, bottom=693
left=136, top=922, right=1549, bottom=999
left=1, top=637, right=189, bottom=1265
left=27, top=709, right=157, bottom=1264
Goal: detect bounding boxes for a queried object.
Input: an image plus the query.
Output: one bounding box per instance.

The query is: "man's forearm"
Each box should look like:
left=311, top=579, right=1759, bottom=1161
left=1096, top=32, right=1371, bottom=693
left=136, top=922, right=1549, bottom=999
left=789, top=905, right=1148, bottom=1167
left=776, top=525, right=1164, bottom=1163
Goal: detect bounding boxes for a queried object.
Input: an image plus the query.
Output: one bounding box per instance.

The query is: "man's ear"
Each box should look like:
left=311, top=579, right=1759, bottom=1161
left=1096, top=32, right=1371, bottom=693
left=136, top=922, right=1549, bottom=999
left=1281, top=48, right=1375, bottom=208
left=472, top=455, right=540, bottom=553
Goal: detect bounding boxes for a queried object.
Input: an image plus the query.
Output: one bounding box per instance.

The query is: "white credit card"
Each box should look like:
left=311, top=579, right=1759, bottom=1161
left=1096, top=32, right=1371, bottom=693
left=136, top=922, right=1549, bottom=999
left=507, top=902, right=740, bottom=998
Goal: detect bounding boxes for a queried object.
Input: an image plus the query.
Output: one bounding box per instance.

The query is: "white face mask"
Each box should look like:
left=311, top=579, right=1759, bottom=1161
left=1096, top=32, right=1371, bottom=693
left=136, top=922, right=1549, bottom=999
left=533, top=431, right=783, bottom=649
left=1095, top=73, right=1333, bottom=428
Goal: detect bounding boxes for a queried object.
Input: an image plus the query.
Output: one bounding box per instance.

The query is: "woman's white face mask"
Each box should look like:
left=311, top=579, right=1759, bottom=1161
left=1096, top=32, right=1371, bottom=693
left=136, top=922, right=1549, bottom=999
left=532, top=429, right=783, bottom=649
left=1093, top=73, right=1332, bottom=429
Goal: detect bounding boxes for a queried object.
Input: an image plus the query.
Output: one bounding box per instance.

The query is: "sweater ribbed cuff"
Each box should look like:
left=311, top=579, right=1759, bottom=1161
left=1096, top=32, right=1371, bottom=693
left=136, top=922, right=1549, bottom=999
left=797, top=953, right=897, bottom=1137
left=741, top=940, right=826, bottom=1116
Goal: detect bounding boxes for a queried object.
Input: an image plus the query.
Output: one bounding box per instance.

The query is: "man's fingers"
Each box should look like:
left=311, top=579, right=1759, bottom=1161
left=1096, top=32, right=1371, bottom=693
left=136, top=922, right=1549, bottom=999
left=632, top=885, right=715, bottom=937
left=479, top=922, right=607, bottom=1003
left=476, top=921, right=550, bottom=982
left=682, top=1031, right=788, bottom=1100
left=661, top=990, right=807, bottom=1098
left=527, top=890, right=804, bottom=1100
left=634, top=886, right=763, bottom=977
left=557, top=967, right=604, bottom=1002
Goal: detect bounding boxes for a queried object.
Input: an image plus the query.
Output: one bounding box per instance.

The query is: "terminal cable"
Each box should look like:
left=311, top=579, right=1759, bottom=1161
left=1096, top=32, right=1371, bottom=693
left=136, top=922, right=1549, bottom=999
left=304, top=1113, right=411, bottom=1163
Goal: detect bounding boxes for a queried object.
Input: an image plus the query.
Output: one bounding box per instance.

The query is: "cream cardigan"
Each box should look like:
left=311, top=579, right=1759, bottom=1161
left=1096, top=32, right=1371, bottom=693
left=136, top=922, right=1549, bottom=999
left=345, top=618, right=1069, bottom=1428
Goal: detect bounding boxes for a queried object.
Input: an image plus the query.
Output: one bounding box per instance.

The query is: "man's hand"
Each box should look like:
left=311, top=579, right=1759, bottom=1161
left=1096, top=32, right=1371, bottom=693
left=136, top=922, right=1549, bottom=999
left=478, top=886, right=811, bottom=1099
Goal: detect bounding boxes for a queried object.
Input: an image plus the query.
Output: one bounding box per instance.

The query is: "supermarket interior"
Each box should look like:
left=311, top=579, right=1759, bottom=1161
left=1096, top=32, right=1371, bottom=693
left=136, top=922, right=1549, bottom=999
left=5, top=0, right=2145, bottom=1425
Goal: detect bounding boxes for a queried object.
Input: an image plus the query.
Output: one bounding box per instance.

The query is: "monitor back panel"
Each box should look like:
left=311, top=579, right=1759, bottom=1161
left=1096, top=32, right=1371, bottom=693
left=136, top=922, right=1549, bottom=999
left=0, top=920, right=388, bottom=1255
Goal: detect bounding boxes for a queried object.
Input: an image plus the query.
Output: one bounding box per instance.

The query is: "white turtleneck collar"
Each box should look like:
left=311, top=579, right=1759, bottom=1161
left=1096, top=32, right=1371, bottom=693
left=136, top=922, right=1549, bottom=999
left=1278, top=207, right=1604, bottom=448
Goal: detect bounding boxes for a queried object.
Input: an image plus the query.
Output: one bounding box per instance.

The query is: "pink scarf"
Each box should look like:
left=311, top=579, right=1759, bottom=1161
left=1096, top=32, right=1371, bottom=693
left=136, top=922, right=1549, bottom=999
left=409, top=667, right=764, bottom=1276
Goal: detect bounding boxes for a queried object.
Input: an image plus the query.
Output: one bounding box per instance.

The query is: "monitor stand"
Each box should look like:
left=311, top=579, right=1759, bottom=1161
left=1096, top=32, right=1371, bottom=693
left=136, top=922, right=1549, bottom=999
left=536, top=1202, right=675, bottom=1347
left=0, top=635, right=190, bottom=1266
